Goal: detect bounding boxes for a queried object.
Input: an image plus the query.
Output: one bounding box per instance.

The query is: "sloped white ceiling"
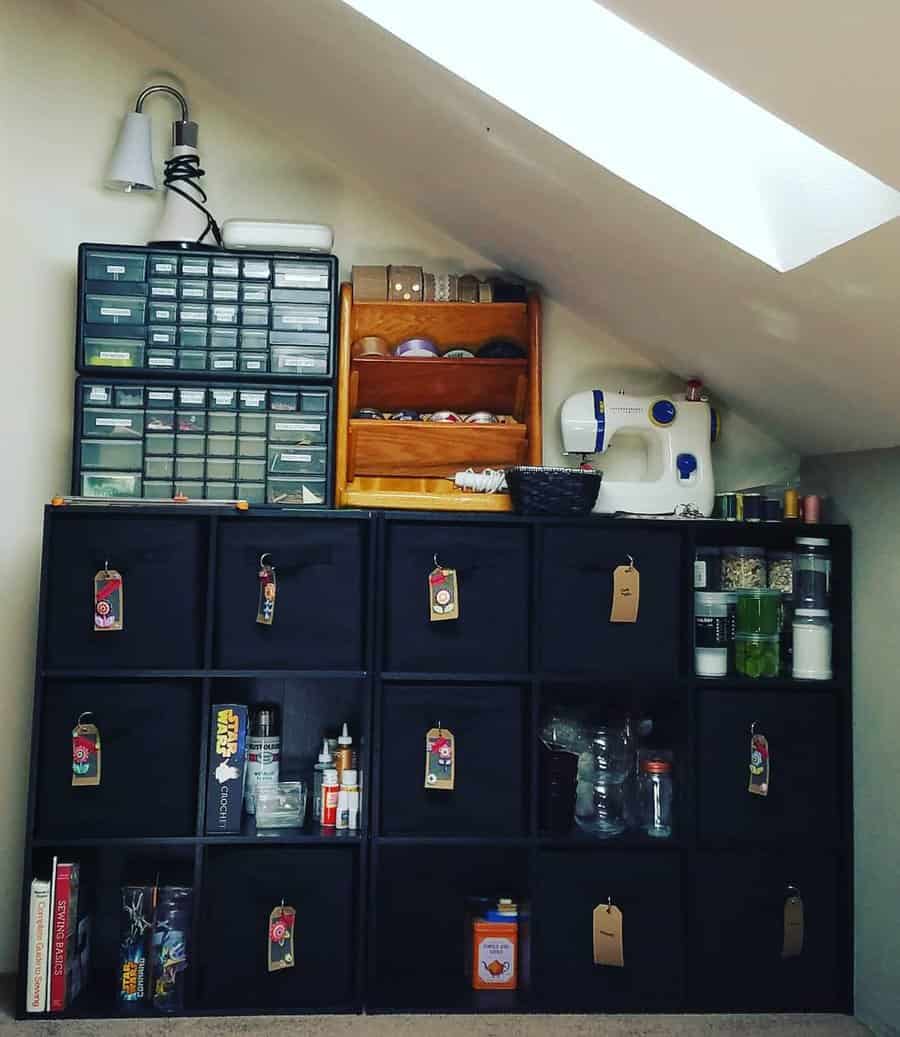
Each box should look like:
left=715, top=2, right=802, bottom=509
left=90, top=0, right=900, bottom=455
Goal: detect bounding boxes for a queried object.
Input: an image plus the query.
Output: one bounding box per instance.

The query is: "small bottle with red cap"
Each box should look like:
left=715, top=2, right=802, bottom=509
left=639, top=756, right=674, bottom=838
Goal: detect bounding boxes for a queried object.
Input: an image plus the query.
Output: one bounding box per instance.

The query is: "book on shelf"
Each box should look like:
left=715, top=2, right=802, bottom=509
left=49, top=860, right=80, bottom=1013
left=25, top=877, right=51, bottom=1013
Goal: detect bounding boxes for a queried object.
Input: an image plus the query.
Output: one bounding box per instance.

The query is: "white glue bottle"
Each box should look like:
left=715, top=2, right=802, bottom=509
left=244, top=704, right=280, bottom=815
left=337, top=769, right=360, bottom=831
left=313, top=738, right=332, bottom=822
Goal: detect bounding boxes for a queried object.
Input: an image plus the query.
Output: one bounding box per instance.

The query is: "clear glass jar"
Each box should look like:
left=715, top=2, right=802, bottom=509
left=590, top=726, right=629, bottom=781
left=795, top=537, right=831, bottom=609
left=721, top=546, right=765, bottom=590
left=575, top=775, right=627, bottom=836
left=639, top=758, right=674, bottom=838
left=792, top=609, right=832, bottom=680
left=735, top=634, right=779, bottom=678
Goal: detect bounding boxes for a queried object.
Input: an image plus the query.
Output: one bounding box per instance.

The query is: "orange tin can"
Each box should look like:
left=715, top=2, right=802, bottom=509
left=472, top=919, right=518, bottom=990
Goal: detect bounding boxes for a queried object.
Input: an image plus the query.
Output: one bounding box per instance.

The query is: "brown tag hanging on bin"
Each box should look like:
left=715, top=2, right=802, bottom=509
left=428, top=564, right=459, bottom=622
left=749, top=729, right=770, bottom=796
left=72, top=714, right=101, bottom=787
left=257, top=555, right=276, bottom=626
left=610, top=559, right=640, bottom=623
left=781, top=890, right=804, bottom=958
left=424, top=727, right=455, bottom=790
left=93, top=567, right=123, bottom=632
left=593, top=901, right=624, bottom=967
left=268, top=904, right=296, bottom=972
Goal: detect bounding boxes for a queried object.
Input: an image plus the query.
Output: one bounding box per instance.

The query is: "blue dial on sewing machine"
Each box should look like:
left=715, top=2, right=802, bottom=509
left=677, top=453, right=697, bottom=479
left=651, top=399, right=677, bottom=425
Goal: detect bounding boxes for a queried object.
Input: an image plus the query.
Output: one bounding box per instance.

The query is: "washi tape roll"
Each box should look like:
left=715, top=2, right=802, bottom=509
left=351, top=265, right=388, bottom=301
left=353, top=407, right=384, bottom=420
left=387, top=265, right=424, bottom=302
left=395, top=338, right=439, bottom=357
left=434, top=274, right=458, bottom=302
left=351, top=336, right=391, bottom=358
left=428, top=410, right=463, bottom=423
left=458, top=274, right=480, bottom=303
left=443, top=348, right=476, bottom=359
left=390, top=409, right=420, bottom=421
left=465, top=411, right=499, bottom=424
left=478, top=337, right=527, bottom=359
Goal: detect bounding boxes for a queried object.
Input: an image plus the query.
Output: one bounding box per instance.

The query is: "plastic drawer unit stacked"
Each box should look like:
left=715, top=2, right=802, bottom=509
left=72, top=243, right=339, bottom=503
left=76, top=382, right=332, bottom=505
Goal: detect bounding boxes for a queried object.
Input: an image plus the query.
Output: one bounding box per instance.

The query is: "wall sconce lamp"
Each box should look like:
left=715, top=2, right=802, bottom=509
left=106, top=84, right=221, bottom=249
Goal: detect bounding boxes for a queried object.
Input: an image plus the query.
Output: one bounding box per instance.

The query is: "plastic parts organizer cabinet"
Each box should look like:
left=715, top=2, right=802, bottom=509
left=335, top=282, right=542, bottom=511
left=77, top=244, right=338, bottom=381
left=19, top=506, right=853, bottom=1018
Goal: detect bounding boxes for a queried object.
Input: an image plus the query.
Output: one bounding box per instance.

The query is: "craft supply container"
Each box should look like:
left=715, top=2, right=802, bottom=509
left=721, top=546, right=765, bottom=590
left=694, top=591, right=730, bottom=677
left=735, top=634, right=780, bottom=678
left=734, top=589, right=782, bottom=637
left=795, top=537, right=831, bottom=609
left=694, top=546, right=721, bottom=590
left=766, top=549, right=794, bottom=594
left=639, top=757, right=674, bottom=838
left=792, top=609, right=833, bottom=680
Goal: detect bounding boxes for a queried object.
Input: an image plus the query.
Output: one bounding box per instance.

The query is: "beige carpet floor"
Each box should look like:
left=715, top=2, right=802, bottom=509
left=0, top=979, right=870, bottom=1036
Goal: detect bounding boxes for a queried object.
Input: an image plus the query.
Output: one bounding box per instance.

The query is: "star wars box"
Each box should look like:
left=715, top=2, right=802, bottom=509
left=205, top=704, right=249, bottom=834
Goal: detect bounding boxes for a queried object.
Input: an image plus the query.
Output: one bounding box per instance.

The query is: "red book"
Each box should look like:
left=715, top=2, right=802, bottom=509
left=49, top=862, right=79, bottom=1012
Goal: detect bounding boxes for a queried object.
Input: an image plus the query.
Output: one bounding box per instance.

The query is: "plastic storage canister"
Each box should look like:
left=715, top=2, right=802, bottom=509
left=735, top=589, right=782, bottom=637
left=694, top=546, right=721, bottom=590
left=793, top=609, right=832, bottom=680
left=795, top=538, right=831, bottom=609
left=766, top=550, right=794, bottom=594
left=639, top=757, right=674, bottom=838
left=735, top=635, right=779, bottom=678
left=694, top=592, right=730, bottom=676
left=721, top=546, right=765, bottom=590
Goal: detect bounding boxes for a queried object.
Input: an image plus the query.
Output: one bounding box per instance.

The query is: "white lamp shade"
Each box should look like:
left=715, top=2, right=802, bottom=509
left=106, top=111, right=156, bottom=191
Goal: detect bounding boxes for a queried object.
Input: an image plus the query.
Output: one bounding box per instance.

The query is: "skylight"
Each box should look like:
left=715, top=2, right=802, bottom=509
left=340, top=0, right=900, bottom=271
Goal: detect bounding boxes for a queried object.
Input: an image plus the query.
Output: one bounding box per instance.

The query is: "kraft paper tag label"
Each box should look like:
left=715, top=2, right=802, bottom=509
left=428, top=566, right=460, bottom=622
left=94, top=568, right=123, bottom=631
left=782, top=894, right=804, bottom=958
left=72, top=718, right=101, bottom=787
left=749, top=731, right=770, bottom=796
left=268, top=905, right=296, bottom=972
left=425, top=727, right=455, bottom=790
left=257, top=559, right=276, bottom=625
left=593, top=903, right=624, bottom=967
left=610, top=563, right=640, bottom=623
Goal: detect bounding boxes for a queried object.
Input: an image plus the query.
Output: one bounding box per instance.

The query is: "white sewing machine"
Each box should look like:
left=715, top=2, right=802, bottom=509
left=560, top=389, right=717, bottom=516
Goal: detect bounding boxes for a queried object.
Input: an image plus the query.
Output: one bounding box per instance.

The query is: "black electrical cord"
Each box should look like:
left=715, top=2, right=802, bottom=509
left=163, top=153, right=223, bottom=246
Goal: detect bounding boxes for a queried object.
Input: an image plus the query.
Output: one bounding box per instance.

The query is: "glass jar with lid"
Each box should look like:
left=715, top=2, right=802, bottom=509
left=735, top=588, right=782, bottom=637
left=795, top=537, right=831, bottom=609
left=639, top=757, right=674, bottom=838
left=792, top=609, right=832, bottom=680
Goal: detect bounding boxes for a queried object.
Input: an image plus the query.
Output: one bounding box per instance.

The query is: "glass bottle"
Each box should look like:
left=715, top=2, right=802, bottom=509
left=639, top=757, right=674, bottom=838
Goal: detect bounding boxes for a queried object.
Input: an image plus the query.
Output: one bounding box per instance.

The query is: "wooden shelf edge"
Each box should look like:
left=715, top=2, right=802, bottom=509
left=340, top=488, right=512, bottom=512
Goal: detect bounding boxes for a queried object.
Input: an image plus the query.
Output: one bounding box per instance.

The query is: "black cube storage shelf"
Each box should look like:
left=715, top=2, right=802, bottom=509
left=77, top=244, right=338, bottom=382
left=19, top=507, right=853, bottom=1019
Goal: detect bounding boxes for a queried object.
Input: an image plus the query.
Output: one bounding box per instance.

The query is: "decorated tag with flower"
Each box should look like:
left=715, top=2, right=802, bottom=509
left=424, top=727, right=455, bottom=791
left=268, top=904, right=296, bottom=972
left=72, top=713, right=101, bottom=787
left=748, top=730, right=770, bottom=797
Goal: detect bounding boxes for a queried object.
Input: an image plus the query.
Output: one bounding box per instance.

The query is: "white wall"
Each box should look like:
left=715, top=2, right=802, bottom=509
left=0, top=0, right=795, bottom=973
left=800, top=448, right=900, bottom=1036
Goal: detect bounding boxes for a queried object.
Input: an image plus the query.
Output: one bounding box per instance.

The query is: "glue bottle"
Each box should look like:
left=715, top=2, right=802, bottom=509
left=313, top=738, right=332, bottom=823
left=336, top=769, right=360, bottom=831
left=320, top=768, right=340, bottom=828
left=336, top=723, right=353, bottom=783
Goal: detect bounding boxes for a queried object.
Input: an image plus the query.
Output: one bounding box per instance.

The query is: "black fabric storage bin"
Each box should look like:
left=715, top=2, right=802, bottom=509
left=371, top=845, right=530, bottom=1011
left=36, top=680, right=199, bottom=838
left=383, top=521, right=529, bottom=674
left=690, top=851, right=844, bottom=1011
left=199, top=846, right=356, bottom=1010
left=539, top=527, right=681, bottom=677
left=44, top=515, right=206, bottom=669
left=697, top=690, right=840, bottom=847
left=213, top=518, right=366, bottom=669
left=534, top=850, right=684, bottom=1011
left=379, top=684, right=525, bottom=836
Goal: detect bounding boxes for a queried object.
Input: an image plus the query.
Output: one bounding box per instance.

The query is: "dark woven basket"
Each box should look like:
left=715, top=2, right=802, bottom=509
left=505, top=466, right=602, bottom=515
